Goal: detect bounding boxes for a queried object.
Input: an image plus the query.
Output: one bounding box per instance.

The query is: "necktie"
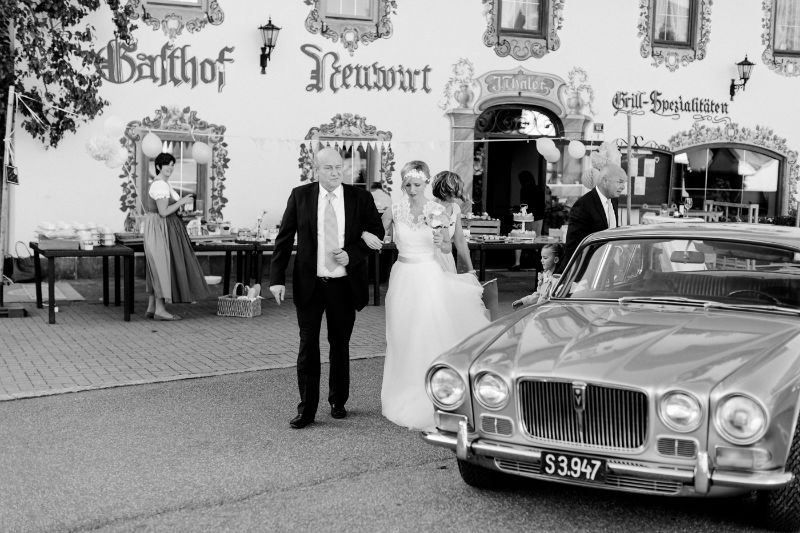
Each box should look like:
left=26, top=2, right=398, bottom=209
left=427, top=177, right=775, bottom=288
left=606, top=199, right=617, bottom=229
left=324, top=192, right=339, bottom=272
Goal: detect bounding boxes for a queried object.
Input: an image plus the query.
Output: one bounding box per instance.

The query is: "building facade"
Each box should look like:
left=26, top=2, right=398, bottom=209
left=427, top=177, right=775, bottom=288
left=9, top=0, right=800, bottom=246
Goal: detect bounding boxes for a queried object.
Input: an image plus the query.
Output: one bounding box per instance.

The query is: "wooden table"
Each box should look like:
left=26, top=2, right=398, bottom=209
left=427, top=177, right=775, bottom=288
left=116, top=234, right=256, bottom=295
left=30, top=242, right=134, bottom=324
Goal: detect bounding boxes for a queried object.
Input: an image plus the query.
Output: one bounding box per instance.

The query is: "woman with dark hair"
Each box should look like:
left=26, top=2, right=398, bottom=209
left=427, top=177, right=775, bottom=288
left=431, top=170, right=475, bottom=275
left=141, top=152, right=210, bottom=320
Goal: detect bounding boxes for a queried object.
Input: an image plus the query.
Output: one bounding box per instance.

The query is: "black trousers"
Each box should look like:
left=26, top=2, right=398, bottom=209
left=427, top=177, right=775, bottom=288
left=295, top=276, right=356, bottom=419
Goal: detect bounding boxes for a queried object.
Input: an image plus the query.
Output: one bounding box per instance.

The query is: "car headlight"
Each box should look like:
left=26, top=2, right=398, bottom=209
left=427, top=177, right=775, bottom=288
left=659, top=391, right=702, bottom=432
left=715, top=394, right=768, bottom=445
left=474, top=372, right=509, bottom=409
left=427, top=366, right=466, bottom=409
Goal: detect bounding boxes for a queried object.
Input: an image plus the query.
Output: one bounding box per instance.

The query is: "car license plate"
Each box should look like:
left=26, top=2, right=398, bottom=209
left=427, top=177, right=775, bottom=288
left=541, top=451, right=607, bottom=482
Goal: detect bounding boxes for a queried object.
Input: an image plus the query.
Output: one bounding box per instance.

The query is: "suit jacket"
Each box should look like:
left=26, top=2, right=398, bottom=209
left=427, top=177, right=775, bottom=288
left=563, top=188, right=618, bottom=269
left=269, top=182, right=385, bottom=311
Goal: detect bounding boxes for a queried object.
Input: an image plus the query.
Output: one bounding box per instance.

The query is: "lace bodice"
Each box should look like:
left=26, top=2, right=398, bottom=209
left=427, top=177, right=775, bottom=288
left=392, top=198, right=442, bottom=259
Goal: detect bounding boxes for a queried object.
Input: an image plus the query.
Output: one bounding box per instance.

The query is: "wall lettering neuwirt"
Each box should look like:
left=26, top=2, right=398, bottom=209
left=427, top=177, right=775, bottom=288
left=302, top=44, right=431, bottom=94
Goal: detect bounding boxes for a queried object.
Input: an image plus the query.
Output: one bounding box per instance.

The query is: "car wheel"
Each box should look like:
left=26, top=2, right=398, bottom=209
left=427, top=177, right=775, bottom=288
left=457, top=458, right=505, bottom=489
left=758, top=424, right=800, bottom=531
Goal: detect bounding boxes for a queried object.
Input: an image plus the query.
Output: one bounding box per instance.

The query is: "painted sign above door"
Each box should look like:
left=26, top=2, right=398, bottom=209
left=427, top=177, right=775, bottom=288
left=473, top=67, right=569, bottom=116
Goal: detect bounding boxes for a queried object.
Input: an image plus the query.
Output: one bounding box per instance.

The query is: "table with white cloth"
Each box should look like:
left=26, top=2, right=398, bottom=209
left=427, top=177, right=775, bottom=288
left=641, top=214, right=706, bottom=225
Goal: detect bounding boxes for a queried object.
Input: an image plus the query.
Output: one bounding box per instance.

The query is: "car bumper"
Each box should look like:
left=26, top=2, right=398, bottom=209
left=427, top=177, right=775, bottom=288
left=423, top=418, right=793, bottom=495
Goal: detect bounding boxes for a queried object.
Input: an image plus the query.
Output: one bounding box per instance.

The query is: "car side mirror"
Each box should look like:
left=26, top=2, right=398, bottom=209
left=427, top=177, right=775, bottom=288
left=669, top=250, right=705, bottom=264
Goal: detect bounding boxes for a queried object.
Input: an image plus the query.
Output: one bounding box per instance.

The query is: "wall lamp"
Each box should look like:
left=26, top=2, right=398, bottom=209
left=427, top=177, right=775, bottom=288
left=729, top=55, right=754, bottom=101
left=258, top=17, right=281, bottom=74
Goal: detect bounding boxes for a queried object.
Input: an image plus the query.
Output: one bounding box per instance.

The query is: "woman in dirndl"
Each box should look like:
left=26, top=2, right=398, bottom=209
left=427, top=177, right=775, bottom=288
left=142, top=152, right=209, bottom=321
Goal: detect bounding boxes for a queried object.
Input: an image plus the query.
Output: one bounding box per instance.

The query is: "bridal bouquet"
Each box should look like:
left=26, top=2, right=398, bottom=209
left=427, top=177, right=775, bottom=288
left=424, top=202, right=449, bottom=234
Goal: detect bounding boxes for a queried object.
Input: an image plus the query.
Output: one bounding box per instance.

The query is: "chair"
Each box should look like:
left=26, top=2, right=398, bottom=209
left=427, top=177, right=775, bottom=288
left=704, top=200, right=758, bottom=223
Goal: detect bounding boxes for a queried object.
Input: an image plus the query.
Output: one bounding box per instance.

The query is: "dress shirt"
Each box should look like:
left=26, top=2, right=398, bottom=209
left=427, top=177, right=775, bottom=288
left=317, top=185, right=347, bottom=277
left=595, top=187, right=616, bottom=229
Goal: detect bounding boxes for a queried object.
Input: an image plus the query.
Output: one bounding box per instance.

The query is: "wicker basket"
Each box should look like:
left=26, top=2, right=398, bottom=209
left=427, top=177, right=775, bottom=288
left=217, top=283, right=262, bottom=318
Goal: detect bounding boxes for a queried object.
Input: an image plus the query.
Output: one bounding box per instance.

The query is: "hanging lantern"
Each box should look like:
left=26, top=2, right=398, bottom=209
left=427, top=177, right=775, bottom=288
left=141, top=132, right=163, bottom=158
left=191, top=141, right=213, bottom=165
left=567, top=140, right=586, bottom=159
left=536, top=137, right=556, bottom=155
left=103, top=115, right=126, bottom=138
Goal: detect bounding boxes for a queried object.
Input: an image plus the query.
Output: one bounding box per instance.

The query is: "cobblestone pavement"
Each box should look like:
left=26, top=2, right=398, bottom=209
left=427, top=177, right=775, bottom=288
left=0, top=272, right=530, bottom=402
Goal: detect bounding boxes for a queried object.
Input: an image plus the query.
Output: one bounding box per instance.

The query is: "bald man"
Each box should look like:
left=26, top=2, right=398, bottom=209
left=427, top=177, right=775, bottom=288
left=562, top=163, right=627, bottom=270
left=269, top=148, right=385, bottom=429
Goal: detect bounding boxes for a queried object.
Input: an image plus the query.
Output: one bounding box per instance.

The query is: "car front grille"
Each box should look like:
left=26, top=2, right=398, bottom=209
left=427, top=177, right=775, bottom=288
left=657, top=437, right=697, bottom=458
left=495, top=459, right=682, bottom=495
left=480, top=415, right=513, bottom=436
left=518, top=379, right=647, bottom=450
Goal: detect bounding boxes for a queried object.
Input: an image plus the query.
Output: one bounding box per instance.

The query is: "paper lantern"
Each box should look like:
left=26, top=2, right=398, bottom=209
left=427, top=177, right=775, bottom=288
left=536, top=137, right=556, bottom=155
left=191, top=141, right=213, bottom=165
left=103, top=115, right=126, bottom=138
left=567, top=140, right=586, bottom=159
left=141, top=132, right=163, bottom=158
left=543, top=147, right=561, bottom=163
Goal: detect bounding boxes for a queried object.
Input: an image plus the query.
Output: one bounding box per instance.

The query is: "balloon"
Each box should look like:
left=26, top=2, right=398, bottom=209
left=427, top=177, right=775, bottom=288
left=103, top=115, right=126, bottom=138
left=141, top=132, right=163, bottom=158
left=543, top=148, right=561, bottom=163
left=536, top=137, right=556, bottom=154
left=567, top=140, right=586, bottom=159
left=191, top=141, right=213, bottom=165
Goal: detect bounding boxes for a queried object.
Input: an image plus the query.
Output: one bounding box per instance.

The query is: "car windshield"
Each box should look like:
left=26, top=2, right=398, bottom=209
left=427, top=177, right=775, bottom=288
left=552, top=237, right=800, bottom=311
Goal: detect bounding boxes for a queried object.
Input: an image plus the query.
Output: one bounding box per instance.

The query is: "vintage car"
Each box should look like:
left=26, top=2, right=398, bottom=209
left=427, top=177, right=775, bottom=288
left=423, top=223, right=800, bottom=531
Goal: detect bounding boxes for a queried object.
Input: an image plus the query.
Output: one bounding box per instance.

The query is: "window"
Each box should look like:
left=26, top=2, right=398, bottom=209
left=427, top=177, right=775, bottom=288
left=653, top=0, right=694, bottom=46
left=300, top=114, right=395, bottom=192
left=673, top=147, right=782, bottom=221
left=136, top=0, right=223, bottom=41
left=639, top=0, right=710, bottom=71
left=499, top=0, right=545, bottom=36
left=324, top=0, right=374, bottom=20
left=773, top=0, right=800, bottom=54
left=306, top=0, right=394, bottom=55
left=482, top=0, right=563, bottom=60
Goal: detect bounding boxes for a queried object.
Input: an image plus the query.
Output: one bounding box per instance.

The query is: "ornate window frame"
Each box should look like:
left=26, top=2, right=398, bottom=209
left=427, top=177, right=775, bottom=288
left=298, top=113, right=395, bottom=193
left=762, top=0, right=800, bottom=76
left=304, top=0, right=396, bottom=56
left=638, top=0, right=712, bottom=71
left=668, top=121, right=800, bottom=216
left=481, top=0, right=565, bottom=61
left=128, top=0, right=224, bottom=42
left=118, top=106, right=229, bottom=231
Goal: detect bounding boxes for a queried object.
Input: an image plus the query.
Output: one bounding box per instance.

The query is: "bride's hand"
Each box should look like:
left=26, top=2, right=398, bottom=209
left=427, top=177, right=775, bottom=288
left=361, top=231, right=383, bottom=250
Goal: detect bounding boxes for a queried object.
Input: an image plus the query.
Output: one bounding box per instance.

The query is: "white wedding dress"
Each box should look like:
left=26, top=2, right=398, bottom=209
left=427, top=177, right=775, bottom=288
left=381, top=198, right=490, bottom=431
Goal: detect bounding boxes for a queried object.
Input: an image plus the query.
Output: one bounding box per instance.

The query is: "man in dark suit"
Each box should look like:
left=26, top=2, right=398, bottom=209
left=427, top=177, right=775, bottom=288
left=269, top=147, right=385, bottom=429
left=563, top=163, right=628, bottom=270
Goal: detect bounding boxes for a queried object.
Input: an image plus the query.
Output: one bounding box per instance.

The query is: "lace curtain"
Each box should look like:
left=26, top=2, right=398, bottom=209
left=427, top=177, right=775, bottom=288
left=775, top=0, right=800, bottom=52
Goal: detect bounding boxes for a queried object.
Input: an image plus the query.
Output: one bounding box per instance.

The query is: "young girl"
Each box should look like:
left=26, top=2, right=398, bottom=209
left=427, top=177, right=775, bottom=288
left=431, top=170, right=475, bottom=275
left=512, top=243, right=564, bottom=309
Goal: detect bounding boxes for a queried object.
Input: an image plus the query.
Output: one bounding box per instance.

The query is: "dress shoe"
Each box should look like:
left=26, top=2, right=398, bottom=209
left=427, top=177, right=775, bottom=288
left=289, top=415, right=314, bottom=429
left=145, top=311, right=155, bottom=319
left=509, top=264, right=521, bottom=272
left=330, top=405, right=347, bottom=419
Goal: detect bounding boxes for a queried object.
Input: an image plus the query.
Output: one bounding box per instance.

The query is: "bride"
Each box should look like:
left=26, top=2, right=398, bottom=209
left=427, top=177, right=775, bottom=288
left=368, top=161, right=490, bottom=431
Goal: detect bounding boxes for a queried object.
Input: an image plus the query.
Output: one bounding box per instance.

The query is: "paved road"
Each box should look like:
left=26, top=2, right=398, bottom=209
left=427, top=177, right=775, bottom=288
left=0, top=359, right=770, bottom=533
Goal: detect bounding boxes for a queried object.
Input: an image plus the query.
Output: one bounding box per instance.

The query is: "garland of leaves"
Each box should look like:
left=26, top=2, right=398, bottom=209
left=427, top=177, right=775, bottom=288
left=0, top=1, right=137, bottom=150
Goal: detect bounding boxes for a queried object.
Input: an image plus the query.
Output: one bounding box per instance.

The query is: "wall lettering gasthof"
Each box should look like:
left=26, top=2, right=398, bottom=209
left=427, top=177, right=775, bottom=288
left=301, top=44, right=431, bottom=94
left=97, top=40, right=235, bottom=93
left=612, top=90, right=729, bottom=120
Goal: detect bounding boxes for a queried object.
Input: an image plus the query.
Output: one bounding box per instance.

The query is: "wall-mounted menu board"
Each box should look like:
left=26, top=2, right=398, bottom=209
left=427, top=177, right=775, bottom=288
left=620, top=148, right=673, bottom=207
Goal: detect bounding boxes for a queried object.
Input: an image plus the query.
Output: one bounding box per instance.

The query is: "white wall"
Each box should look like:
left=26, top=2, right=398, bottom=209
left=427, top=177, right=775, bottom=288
left=11, top=0, right=800, bottom=245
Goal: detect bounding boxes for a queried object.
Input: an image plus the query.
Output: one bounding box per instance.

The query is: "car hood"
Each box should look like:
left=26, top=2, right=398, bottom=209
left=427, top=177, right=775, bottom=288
left=473, top=302, right=800, bottom=390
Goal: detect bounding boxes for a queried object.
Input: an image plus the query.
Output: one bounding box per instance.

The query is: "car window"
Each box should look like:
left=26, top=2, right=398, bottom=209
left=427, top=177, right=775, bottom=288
left=553, top=237, right=800, bottom=310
